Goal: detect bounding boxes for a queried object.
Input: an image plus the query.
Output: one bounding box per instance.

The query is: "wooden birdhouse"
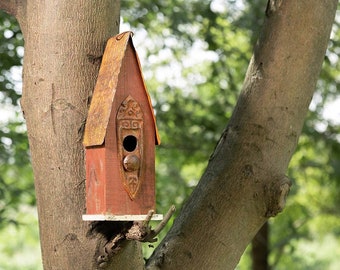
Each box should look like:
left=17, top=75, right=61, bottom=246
left=82, top=31, right=162, bottom=221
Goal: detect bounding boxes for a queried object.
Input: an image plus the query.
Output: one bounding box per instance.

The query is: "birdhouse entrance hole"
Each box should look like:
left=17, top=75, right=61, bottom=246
left=123, top=135, right=137, bottom=152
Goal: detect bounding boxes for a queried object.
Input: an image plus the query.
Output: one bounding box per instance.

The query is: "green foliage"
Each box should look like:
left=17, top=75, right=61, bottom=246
left=0, top=10, right=39, bottom=268
left=122, top=0, right=253, bottom=205
left=0, top=206, right=42, bottom=270
left=0, top=11, right=34, bottom=228
left=0, top=10, right=23, bottom=105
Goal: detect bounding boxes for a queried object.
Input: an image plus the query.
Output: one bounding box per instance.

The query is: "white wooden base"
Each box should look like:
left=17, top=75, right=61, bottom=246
left=82, top=214, right=164, bottom=221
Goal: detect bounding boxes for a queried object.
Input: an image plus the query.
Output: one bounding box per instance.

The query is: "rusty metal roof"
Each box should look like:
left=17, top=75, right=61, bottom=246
left=83, top=31, right=160, bottom=147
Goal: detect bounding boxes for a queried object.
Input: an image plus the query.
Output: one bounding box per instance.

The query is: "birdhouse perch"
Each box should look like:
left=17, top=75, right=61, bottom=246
left=82, top=32, right=163, bottom=221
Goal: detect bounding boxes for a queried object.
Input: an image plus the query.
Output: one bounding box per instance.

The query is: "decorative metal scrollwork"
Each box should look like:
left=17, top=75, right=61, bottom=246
left=117, top=95, right=143, bottom=199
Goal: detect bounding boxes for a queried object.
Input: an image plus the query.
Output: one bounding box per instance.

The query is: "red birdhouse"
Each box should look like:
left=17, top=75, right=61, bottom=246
left=82, top=32, right=162, bottom=221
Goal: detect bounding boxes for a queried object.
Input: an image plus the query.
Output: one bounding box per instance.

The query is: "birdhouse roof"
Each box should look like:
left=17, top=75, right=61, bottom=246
left=83, top=31, right=160, bottom=147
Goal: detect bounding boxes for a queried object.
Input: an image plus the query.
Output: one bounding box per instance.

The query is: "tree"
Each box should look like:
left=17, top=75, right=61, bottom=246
left=0, top=0, right=338, bottom=269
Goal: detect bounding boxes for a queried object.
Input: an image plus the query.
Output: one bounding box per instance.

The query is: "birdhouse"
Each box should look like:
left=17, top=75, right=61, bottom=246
left=82, top=31, right=162, bottom=221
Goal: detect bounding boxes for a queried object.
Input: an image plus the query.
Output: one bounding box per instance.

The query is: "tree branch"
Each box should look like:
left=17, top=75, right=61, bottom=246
left=147, top=1, right=338, bottom=269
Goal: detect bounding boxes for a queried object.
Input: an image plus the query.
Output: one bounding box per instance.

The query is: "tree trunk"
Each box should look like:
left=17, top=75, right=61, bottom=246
left=146, top=1, right=337, bottom=269
left=0, top=0, right=146, bottom=269
left=0, top=0, right=337, bottom=269
left=251, top=222, right=269, bottom=270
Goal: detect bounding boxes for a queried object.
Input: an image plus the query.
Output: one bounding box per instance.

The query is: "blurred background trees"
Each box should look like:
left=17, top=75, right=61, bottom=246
left=0, top=9, right=39, bottom=269
left=0, top=1, right=339, bottom=268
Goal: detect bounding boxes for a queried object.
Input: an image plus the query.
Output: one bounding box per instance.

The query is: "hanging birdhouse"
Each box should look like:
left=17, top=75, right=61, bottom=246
left=82, top=31, right=162, bottom=221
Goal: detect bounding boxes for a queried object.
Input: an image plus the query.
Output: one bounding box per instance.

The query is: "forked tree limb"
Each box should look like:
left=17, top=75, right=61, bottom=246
left=146, top=1, right=338, bottom=269
left=96, top=206, right=176, bottom=268
left=126, top=205, right=176, bottom=243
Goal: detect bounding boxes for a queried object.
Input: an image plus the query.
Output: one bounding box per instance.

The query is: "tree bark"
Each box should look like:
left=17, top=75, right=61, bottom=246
left=147, top=1, right=337, bottom=269
left=251, top=222, right=269, bottom=270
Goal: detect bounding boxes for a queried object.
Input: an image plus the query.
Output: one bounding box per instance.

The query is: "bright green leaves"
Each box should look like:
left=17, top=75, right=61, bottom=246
left=0, top=10, right=23, bottom=106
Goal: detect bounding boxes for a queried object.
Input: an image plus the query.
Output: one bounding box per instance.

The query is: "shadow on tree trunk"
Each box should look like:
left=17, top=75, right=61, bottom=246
left=251, top=222, right=269, bottom=270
